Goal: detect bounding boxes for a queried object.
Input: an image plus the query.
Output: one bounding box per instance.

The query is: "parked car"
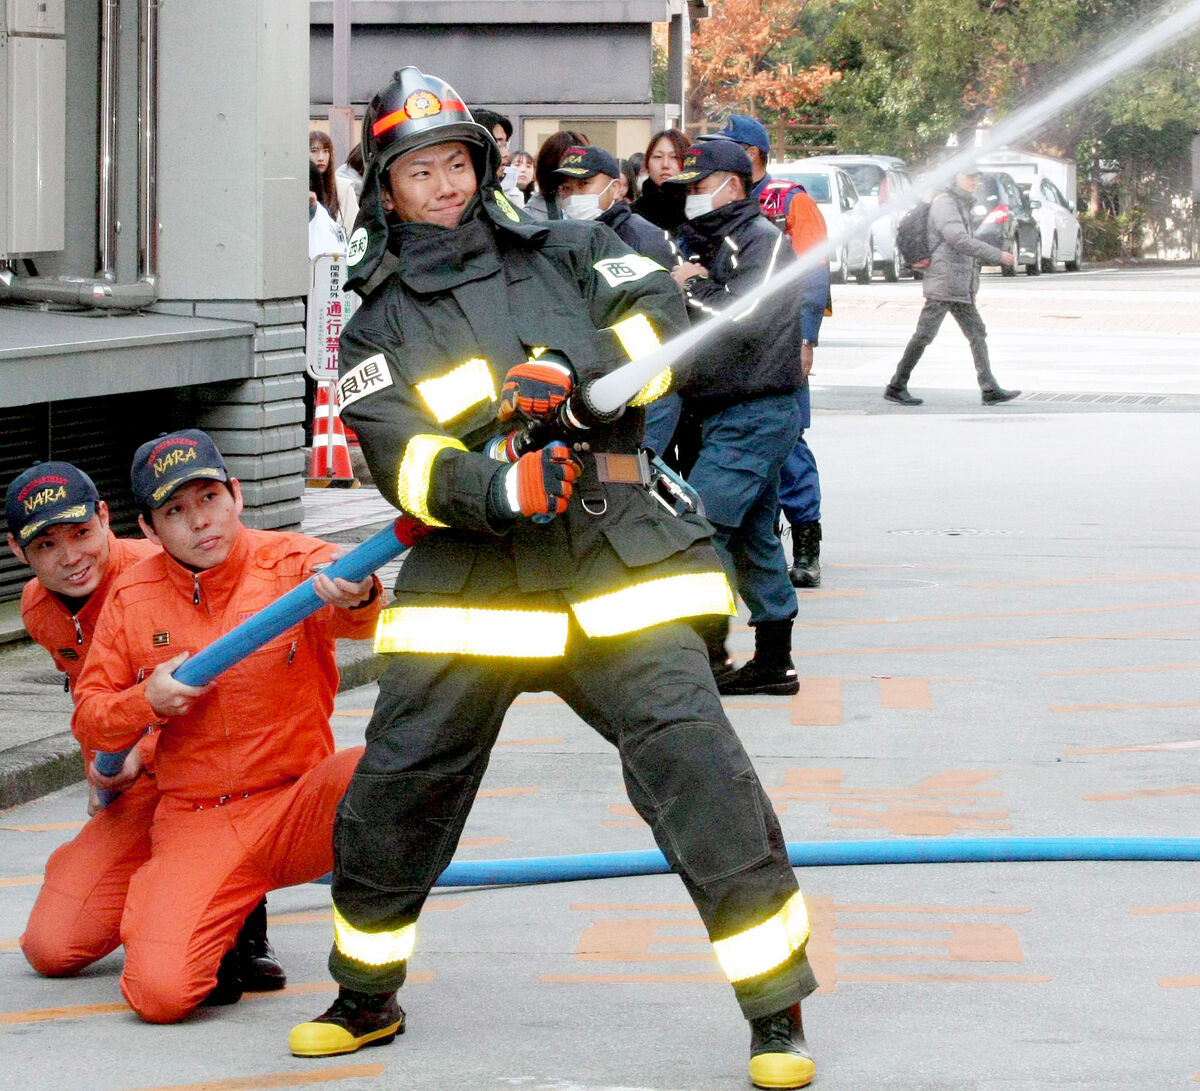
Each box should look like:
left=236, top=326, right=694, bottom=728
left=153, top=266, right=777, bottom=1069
left=804, top=155, right=913, bottom=281
left=1019, top=178, right=1084, bottom=272
left=972, top=172, right=1043, bottom=276
left=767, top=159, right=874, bottom=284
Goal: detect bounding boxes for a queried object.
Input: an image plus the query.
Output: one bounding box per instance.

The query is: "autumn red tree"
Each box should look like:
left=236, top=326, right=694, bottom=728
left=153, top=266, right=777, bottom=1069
left=687, top=0, right=840, bottom=126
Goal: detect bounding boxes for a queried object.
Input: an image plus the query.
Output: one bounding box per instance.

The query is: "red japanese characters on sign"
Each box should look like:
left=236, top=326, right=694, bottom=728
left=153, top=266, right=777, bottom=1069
left=306, top=253, right=359, bottom=381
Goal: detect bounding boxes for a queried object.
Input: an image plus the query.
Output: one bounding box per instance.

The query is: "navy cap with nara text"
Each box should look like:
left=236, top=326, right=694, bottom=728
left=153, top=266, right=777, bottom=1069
left=132, top=429, right=229, bottom=510
left=5, top=462, right=100, bottom=546
left=553, top=145, right=621, bottom=180
left=664, top=139, right=754, bottom=185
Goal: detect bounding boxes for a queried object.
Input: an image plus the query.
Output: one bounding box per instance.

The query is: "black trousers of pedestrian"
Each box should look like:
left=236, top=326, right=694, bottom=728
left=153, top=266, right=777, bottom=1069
left=891, top=298, right=1000, bottom=391
left=329, top=619, right=817, bottom=1019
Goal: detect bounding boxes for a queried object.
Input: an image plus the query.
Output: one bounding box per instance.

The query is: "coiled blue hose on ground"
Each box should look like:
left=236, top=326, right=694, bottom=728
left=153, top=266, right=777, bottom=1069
left=309, top=837, right=1200, bottom=889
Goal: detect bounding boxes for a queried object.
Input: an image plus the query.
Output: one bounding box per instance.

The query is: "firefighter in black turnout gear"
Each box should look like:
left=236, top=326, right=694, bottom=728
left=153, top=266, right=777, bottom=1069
left=288, top=68, right=819, bottom=1090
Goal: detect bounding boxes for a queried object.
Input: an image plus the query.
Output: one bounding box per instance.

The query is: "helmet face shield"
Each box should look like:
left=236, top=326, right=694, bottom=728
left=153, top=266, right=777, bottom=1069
left=362, top=67, right=500, bottom=183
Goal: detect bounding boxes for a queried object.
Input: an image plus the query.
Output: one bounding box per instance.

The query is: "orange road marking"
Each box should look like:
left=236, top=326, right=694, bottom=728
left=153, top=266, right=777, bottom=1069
left=512, top=695, right=566, bottom=706
left=476, top=786, right=537, bottom=798
left=1159, top=975, right=1200, bottom=989
left=122, top=1064, right=385, bottom=1090
left=1131, top=904, right=1200, bottom=915
left=0, top=822, right=85, bottom=833
left=1084, top=786, right=1200, bottom=802
left=793, top=677, right=843, bottom=725
left=0, top=976, right=433, bottom=1026
left=1054, top=699, right=1200, bottom=713
left=879, top=678, right=931, bottom=710
left=331, top=710, right=372, bottom=717
left=838, top=973, right=1052, bottom=984
left=496, top=736, right=562, bottom=747
left=794, top=600, right=1200, bottom=631
left=459, top=837, right=509, bottom=848
left=1042, top=661, right=1200, bottom=676
left=836, top=904, right=1030, bottom=915
left=792, top=628, right=1200, bottom=658
left=962, top=575, right=1200, bottom=589
left=1067, top=740, right=1200, bottom=755
left=0, top=875, right=42, bottom=887
left=541, top=973, right=724, bottom=984
left=0, top=939, right=19, bottom=951
left=570, top=903, right=692, bottom=911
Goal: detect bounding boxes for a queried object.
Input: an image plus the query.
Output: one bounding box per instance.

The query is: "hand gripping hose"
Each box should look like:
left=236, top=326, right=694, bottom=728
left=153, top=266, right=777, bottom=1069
left=91, top=516, right=424, bottom=806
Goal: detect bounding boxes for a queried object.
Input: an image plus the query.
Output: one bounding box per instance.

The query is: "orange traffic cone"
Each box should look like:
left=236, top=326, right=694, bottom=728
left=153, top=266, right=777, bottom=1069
left=308, top=382, right=359, bottom=488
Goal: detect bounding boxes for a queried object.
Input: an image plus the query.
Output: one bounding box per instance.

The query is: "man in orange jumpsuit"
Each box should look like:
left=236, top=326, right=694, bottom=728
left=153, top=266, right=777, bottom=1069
left=73, top=429, right=383, bottom=1023
left=7, top=460, right=293, bottom=996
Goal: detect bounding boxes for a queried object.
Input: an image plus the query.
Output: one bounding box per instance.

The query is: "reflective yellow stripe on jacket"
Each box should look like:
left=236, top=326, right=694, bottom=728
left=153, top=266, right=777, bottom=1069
left=605, top=314, right=672, bottom=407
left=570, top=571, right=735, bottom=638
left=397, top=434, right=468, bottom=527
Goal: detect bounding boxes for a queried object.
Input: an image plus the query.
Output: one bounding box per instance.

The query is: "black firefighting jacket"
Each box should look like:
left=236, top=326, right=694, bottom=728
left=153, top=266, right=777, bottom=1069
left=337, top=188, right=730, bottom=645
left=674, top=198, right=804, bottom=417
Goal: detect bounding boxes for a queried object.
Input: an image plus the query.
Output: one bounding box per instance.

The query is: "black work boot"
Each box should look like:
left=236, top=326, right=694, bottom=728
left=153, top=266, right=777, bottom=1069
left=718, top=620, right=798, bottom=696
left=981, top=386, right=1021, bottom=404
left=693, top=615, right=735, bottom=684
left=289, top=987, right=405, bottom=1057
left=883, top=385, right=923, bottom=405
left=748, top=1002, right=815, bottom=1089
left=972, top=345, right=1020, bottom=404
left=236, top=896, right=287, bottom=991
left=788, top=522, right=821, bottom=589
left=200, top=945, right=244, bottom=1007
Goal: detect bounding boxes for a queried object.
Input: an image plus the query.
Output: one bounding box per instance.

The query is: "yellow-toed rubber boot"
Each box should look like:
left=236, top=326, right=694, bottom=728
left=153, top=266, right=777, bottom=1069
left=748, top=1002, right=815, bottom=1089
left=289, top=987, right=404, bottom=1057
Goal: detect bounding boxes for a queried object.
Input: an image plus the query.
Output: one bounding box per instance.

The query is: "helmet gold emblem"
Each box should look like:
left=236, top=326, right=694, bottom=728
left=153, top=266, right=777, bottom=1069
left=404, top=91, right=442, bottom=119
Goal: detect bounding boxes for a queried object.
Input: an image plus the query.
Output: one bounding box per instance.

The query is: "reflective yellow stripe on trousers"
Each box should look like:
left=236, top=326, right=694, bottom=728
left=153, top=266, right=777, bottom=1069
left=712, top=891, right=810, bottom=983
left=332, top=905, right=417, bottom=967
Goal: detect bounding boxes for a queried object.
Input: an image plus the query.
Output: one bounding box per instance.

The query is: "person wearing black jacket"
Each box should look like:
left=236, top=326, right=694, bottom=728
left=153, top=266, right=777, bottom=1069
left=665, top=140, right=804, bottom=704
left=288, top=68, right=819, bottom=1091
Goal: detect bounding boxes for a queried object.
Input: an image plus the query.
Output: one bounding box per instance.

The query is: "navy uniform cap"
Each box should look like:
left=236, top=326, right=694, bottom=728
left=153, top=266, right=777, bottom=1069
left=131, top=429, right=229, bottom=510
left=553, top=145, right=621, bottom=180
left=663, top=139, right=753, bottom=185
left=5, top=462, right=100, bottom=546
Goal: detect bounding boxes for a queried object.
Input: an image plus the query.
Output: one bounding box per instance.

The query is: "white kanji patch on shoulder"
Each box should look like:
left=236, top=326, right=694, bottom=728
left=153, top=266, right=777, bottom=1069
left=593, top=254, right=665, bottom=288
left=337, top=353, right=393, bottom=409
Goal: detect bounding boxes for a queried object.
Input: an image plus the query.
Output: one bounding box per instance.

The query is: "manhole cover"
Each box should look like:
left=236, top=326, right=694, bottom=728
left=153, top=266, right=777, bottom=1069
left=888, top=528, right=1023, bottom=537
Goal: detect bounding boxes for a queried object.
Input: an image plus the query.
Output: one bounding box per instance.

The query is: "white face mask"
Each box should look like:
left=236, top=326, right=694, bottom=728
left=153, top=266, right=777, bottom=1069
left=562, top=179, right=616, bottom=221
left=684, top=176, right=732, bottom=220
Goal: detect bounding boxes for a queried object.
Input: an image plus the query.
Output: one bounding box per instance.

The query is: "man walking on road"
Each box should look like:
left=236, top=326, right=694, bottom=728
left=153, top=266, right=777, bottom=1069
left=885, top=168, right=1021, bottom=406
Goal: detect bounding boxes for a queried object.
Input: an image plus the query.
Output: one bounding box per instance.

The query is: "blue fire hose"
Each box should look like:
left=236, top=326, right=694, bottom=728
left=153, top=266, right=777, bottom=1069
left=306, top=837, right=1200, bottom=889
left=91, top=517, right=422, bottom=806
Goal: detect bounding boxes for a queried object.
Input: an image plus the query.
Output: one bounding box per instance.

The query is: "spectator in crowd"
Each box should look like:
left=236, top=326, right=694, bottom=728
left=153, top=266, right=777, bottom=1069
left=525, top=129, right=588, bottom=220
left=310, top=131, right=346, bottom=232
left=702, top=114, right=830, bottom=587
left=620, top=157, right=641, bottom=202
left=627, top=150, right=646, bottom=190
left=665, top=140, right=806, bottom=701
left=508, top=150, right=537, bottom=205
left=885, top=168, right=1021, bottom=405
left=309, top=162, right=347, bottom=259
left=72, top=429, right=383, bottom=1024
left=470, top=108, right=513, bottom=171
left=631, top=128, right=689, bottom=232
left=336, top=143, right=365, bottom=203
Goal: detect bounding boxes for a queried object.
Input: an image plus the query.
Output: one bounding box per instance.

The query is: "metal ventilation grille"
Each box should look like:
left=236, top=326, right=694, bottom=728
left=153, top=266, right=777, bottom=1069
left=0, top=392, right=193, bottom=605
left=1023, top=392, right=1172, bottom=406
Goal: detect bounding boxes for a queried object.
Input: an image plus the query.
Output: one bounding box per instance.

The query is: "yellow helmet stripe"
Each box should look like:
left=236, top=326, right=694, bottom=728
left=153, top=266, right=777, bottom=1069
left=397, top=434, right=468, bottom=527
left=570, top=571, right=736, bottom=638
left=712, top=891, right=810, bottom=983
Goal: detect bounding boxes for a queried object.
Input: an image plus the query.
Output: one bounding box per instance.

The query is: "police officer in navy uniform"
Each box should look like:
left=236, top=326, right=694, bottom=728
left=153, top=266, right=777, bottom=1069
left=288, top=69, right=819, bottom=1091
left=664, top=140, right=804, bottom=699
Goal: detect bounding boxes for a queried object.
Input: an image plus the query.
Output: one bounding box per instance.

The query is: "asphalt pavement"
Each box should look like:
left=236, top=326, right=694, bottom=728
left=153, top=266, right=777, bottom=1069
left=0, top=264, right=1197, bottom=1090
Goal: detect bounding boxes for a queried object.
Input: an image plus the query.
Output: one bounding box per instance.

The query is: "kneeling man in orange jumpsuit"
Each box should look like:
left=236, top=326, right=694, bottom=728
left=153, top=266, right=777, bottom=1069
left=73, top=429, right=383, bottom=1023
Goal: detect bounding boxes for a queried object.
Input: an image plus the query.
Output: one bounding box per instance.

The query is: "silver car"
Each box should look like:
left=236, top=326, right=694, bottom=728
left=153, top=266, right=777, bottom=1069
left=804, top=155, right=913, bottom=281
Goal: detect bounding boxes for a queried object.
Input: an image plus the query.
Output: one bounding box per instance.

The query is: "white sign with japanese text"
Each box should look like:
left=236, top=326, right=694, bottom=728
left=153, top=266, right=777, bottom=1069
left=306, top=253, right=359, bottom=381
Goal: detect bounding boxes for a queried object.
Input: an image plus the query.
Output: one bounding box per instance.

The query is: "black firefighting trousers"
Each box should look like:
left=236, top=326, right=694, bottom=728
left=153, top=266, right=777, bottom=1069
left=328, top=620, right=817, bottom=1019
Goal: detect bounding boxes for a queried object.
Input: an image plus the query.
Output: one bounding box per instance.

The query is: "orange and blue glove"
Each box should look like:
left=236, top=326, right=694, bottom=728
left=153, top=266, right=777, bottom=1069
left=497, top=354, right=574, bottom=423
left=488, top=442, right=581, bottom=520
